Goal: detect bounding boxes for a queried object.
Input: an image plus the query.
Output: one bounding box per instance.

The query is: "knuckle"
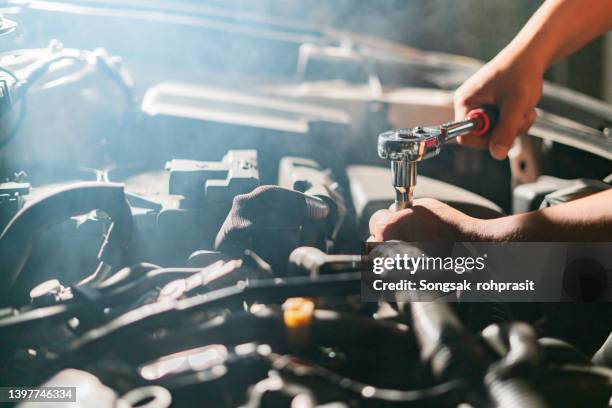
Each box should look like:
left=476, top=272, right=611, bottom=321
left=455, top=93, right=475, bottom=107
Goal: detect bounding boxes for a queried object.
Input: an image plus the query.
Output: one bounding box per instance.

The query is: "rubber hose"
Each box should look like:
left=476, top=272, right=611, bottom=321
left=0, top=182, right=132, bottom=303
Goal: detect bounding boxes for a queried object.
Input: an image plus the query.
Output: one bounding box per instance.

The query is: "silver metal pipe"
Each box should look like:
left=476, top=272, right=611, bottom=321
left=443, top=118, right=476, bottom=141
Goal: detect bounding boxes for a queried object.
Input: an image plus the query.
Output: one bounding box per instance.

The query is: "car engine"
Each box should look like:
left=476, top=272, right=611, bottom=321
left=0, top=2, right=611, bottom=407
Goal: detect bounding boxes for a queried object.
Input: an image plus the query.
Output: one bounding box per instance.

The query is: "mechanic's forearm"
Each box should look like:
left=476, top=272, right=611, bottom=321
left=478, top=190, right=612, bottom=241
left=500, top=0, right=612, bottom=72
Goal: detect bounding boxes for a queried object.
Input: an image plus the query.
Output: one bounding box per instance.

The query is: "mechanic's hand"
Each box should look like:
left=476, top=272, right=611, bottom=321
left=369, top=198, right=483, bottom=242
left=454, top=54, right=541, bottom=160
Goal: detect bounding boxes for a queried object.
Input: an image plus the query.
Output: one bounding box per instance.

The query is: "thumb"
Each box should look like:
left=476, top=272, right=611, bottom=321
left=489, top=99, right=524, bottom=160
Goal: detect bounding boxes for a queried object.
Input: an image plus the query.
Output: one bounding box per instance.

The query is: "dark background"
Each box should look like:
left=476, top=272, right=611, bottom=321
left=212, top=0, right=607, bottom=100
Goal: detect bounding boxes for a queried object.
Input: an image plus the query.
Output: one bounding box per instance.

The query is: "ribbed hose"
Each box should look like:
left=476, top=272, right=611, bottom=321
left=486, top=373, right=548, bottom=408
left=409, top=302, right=490, bottom=380
left=304, top=195, right=330, bottom=220
left=482, top=322, right=549, bottom=408
left=409, top=302, right=549, bottom=407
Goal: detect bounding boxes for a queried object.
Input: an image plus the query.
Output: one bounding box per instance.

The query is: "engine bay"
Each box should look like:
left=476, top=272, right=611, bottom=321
left=1, top=2, right=612, bottom=407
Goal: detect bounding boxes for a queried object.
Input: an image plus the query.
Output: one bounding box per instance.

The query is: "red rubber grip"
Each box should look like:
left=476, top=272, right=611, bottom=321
left=468, top=108, right=491, bottom=137
left=467, top=105, right=499, bottom=137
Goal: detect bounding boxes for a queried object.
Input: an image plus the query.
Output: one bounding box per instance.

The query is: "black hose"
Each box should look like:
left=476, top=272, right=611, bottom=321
left=408, top=302, right=549, bottom=407
left=0, top=182, right=133, bottom=305
left=267, top=352, right=466, bottom=406
left=69, top=272, right=362, bottom=352
left=408, top=302, right=491, bottom=381
left=485, top=373, right=548, bottom=408
left=71, top=307, right=418, bottom=372
left=482, top=322, right=548, bottom=408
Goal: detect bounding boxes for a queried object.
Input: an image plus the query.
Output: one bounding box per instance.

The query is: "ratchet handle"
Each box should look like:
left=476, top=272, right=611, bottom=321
left=468, top=105, right=499, bottom=137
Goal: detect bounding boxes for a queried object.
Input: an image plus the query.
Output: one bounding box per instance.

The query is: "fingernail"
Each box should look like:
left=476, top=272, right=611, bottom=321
left=490, top=144, right=508, bottom=159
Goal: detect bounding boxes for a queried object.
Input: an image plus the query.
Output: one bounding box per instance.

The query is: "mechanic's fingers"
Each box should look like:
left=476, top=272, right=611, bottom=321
left=517, top=109, right=537, bottom=135
left=369, top=208, right=417, bottom=241
left=369, top=209, right=393, bottom=241
left=454, top=91, right=494, bottom=148
left=488, top=99, right=526, bottom=160
left=526, top=108, right=537, bottom=125
left=453, top=100, right=469, bottom=122
left=523, top=109, right=538, bottom=133
left=460, top=106, right=536, bottom=150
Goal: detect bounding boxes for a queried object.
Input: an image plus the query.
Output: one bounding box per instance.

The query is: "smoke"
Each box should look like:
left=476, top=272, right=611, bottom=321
left=199, top=0, right=541, bottom=60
